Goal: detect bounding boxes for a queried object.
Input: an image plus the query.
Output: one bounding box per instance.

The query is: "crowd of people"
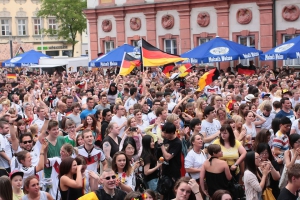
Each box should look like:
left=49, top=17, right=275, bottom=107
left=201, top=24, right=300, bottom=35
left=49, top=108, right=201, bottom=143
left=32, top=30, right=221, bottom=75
left=0, top=64, right=300, bottom=200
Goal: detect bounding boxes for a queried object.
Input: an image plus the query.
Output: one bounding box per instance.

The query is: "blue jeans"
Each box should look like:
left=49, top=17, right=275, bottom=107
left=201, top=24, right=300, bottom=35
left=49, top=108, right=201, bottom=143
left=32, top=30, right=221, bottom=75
left=147, top=178, right=158, bottom=191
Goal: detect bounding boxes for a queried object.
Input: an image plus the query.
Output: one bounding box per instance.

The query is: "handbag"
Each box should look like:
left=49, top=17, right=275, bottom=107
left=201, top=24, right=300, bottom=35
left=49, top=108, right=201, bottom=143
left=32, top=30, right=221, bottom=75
left=262, top=188, right=275, bottom=200
left=157, top=175, right=174, bottom=195
left=228, top=177, right=245, bottom=200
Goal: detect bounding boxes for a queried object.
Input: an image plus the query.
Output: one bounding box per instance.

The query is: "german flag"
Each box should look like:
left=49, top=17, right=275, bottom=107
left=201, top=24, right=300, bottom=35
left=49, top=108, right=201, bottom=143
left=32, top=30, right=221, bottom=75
left=141, top=38, right=186, bottom=67
left=119, top=53, right=141, bottom=76
left=162, top=63, right=175, bottom=78
left=6, top=73, right=17, bottom=80
left=198, top=68, right=217, bottom=91
left=179, top=63, right=192, bottom=77
left=226, top=100, right=236, bottom=113
left=237, top=68, right=255, bottom=76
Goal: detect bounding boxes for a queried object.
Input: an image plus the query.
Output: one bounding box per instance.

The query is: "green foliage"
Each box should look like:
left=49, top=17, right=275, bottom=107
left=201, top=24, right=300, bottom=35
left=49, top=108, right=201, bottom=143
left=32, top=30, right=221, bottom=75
left=37, top=0, right=87, bottom=56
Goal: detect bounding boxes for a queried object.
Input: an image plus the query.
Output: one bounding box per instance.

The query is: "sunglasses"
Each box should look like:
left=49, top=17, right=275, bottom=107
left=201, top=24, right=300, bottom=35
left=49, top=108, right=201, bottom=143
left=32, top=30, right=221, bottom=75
left=104, top=175, right=116, bottom=180
left=22, top=140, right=33, bottom=144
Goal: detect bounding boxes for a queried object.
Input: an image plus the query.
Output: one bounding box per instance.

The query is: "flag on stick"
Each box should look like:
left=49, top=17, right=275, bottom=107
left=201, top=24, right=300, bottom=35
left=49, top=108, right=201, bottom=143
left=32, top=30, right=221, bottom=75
left=179, top=63, right=192, bottom=77
left=198, top=68, right=217, bottom=91
left=6, top=73, right=17, bottom=80
left=162, top=63, right=175, bottom=78
left=141, top=38, right=186, bottom=67
left=119, top=53, right=141, bottom=76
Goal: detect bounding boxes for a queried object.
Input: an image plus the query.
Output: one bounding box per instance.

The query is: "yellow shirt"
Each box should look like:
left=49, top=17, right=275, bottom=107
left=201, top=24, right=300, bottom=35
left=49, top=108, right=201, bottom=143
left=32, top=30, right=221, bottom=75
left=213, top=139, right=241, bottom=166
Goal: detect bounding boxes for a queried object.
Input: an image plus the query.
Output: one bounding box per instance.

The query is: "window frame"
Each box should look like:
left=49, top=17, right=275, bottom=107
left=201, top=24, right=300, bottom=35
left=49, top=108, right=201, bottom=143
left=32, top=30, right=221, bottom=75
left=164, top=39, right=177, bottom=55
left=283, top=34, right=300, bottom=66
left=238, top=35, right=255, bottom=66
left=33, top=18, right=41, bottom=35
left=104, top=41, right=114, bottom=53
left=17, top=18, right=27, bottom=36
left=0, top=18, right=10, bottom=36
left=48, top=18, right=57, bottom=30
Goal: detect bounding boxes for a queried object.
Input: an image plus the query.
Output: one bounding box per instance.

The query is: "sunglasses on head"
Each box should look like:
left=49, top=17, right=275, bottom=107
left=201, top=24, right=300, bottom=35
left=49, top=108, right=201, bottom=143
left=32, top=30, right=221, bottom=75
left=104, top=175, right=116, bottom=180
left=22, top=140, right=33, bottom=144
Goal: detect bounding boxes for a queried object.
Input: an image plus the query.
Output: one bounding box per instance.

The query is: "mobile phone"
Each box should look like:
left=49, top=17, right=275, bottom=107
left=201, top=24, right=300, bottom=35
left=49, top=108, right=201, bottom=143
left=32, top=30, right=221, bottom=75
left=129, top=127, right=138, bottom=132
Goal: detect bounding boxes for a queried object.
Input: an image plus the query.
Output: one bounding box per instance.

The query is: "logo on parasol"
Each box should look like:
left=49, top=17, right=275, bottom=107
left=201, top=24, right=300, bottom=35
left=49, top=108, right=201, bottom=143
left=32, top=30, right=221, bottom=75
left=274, top=43, right=294, bottom=53
left=209, top=47, right=229, bottom=55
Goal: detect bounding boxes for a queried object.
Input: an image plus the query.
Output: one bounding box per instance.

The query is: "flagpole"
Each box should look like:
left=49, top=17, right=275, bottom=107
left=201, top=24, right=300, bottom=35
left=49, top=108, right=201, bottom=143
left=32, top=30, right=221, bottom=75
left=140, top=39, right=144, bottom=72
left=119, top=52, right=126, bottom=76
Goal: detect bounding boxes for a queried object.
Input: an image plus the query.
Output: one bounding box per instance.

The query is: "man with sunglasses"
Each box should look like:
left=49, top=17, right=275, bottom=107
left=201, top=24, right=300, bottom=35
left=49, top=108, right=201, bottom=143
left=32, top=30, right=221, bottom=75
left=78, top=168, right=126, bottom=200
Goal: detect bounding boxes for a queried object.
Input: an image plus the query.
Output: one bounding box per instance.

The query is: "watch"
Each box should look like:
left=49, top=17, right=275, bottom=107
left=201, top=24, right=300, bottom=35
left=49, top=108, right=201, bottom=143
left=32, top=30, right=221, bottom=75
left=234, top=163, right=238, bottom=167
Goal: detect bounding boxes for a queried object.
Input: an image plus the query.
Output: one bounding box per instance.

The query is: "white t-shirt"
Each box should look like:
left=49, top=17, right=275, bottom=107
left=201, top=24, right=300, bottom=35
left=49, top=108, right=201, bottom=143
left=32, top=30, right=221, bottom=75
left=0, top=134, right=11, bottom=168
left=78, top=145, right=105, bottom=172
left=31, top=118, right=45, bottom=134
left=204, top=85, right=221, bottom=96
left=147, top=112, right=156, bottom=122
left=256, top=110, right=275, bottom=130
left=111, top=115, right=127, bottom=137
left=47, top=157, right=62, bottom=199
left=291, top=119, right=300, bottom=135
left=200, top=119, right=221, bottom=146
left=137, top=120, right=149, bottom=135
left=184, top=149, right=207, bottom=179
left=167, top=102, right=177, bottom=112
left=124, top=97, right=137, bottom=112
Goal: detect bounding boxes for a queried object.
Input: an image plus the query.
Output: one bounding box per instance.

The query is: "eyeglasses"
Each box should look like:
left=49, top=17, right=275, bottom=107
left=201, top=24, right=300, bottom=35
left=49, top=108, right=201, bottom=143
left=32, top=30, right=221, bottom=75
left=68, top=126, right=76, bottom=130
left=104, top=175, right=116, bottom=180
left=22, top=140, right=33, bottom=144
left=260, top=152, right=269, bottom=156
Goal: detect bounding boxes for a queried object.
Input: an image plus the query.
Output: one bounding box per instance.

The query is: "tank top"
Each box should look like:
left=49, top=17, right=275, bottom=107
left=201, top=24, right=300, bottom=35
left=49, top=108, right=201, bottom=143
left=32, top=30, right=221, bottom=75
left=22, top=191, right=47, bottom=200
left=243, top=123, right=257, bottom=137
left=59, top=180, right=83, bottom=200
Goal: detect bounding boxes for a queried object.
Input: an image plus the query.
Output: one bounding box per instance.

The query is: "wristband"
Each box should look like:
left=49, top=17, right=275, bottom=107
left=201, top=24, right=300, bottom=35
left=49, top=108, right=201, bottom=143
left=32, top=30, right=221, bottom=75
left=194, top=191, right=200, bottom=195
left=45, top=118, right=49, bottom=121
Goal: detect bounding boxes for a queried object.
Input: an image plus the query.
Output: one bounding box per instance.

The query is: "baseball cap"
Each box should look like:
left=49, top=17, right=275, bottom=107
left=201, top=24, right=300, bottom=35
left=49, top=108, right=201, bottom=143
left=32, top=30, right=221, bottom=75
left=9, top=170, right=24, bottom=180
left=261, top=93, right=271, bottom=99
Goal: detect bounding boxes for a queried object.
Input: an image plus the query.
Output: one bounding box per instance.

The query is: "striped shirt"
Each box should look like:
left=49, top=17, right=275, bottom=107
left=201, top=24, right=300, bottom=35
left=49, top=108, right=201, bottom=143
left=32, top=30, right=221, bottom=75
left=272, top=130, right=289, bottom=153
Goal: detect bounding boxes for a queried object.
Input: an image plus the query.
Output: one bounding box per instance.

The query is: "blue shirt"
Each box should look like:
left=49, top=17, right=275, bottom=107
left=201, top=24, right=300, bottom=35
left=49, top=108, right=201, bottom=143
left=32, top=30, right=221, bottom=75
left=275, top=109, right=295, bottom=122
left=80, top=109, right=96, bottom=120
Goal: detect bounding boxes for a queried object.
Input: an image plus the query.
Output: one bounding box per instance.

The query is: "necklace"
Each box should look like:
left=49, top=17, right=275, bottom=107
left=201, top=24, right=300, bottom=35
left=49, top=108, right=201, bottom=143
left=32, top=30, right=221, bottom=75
left=115, top=171, right=127, bottom=183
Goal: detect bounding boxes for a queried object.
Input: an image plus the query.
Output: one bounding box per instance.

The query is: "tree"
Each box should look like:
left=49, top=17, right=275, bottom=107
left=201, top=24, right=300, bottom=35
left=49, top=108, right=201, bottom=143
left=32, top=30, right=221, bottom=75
left=37, top=0, right=87, bottom=57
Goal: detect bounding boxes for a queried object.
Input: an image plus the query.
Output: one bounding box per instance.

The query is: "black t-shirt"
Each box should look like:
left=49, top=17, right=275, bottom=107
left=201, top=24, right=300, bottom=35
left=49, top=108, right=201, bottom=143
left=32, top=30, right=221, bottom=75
left=142, top=153, right=158, bottom=181
left=94, top=188, right=126, bottom=200
left=101, top=136, right=121, bottom=158
left=162, top=137, right=182, bottom=179
left=277, top=187, right=298, bottom=200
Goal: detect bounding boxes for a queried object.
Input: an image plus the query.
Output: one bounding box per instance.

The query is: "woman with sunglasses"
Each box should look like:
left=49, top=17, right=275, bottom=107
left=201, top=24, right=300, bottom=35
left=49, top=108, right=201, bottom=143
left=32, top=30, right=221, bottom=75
left=256, top=143, right=280, bottom=198
left=244, top=151, right=270, bottom=200
left=112, top=151, right=135, bottom=193
left=59, top=157, right=83, bottom=200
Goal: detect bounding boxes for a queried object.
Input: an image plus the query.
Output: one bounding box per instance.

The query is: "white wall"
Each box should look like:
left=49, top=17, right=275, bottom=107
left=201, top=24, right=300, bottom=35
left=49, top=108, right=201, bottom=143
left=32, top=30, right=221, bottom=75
left=145, top=0, right=154, bottom=2
left=87, top=0, right=98, bottom=9
left=124, top=13, right=147, bottom=42
left=156, top=10, right=180, bottom=48
left=229, top=3, right=260, bottom=41
left=97, top=15, right=117, bottom=50
left=115, top=0, right=126, bottom=6
left=275, top=0, right=300, bottom=31
left=190, top=6, right=217, bottom=48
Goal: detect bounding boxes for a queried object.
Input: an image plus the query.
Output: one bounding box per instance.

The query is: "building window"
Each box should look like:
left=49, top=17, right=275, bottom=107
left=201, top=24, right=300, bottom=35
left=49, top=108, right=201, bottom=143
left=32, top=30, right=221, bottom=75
left=238, top=36, right=255, bottom=65
left=164, top=39, right=177, bottom=54
left=132, top=40, right=139, bottom=47
left=1, top=19, right=10, bottom=36
left=33, top=18, right=41, bottom=35
left=283, top=34, right=300, bottom=66
left=48, top=18, right=56, bottom=30
left=17, top=19, right=26, bottom=35
left=198, top=37, right=211, bottom=45
left=104, top=41, right=114, bottom=53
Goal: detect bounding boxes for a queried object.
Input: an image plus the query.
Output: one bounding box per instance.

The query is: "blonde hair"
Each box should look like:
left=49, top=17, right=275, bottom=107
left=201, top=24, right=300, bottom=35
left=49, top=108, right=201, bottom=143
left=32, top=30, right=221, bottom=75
left=274, top=90, right=282, bottom=97
left=1, top=99, right=10, bottom=106
left=166, top=113, right=179, bottom=123
left=29, top=124, right=38, bottom=135
left=258, top=100, right=272, bottom=112
left=232, top=115, right=243, bottom=124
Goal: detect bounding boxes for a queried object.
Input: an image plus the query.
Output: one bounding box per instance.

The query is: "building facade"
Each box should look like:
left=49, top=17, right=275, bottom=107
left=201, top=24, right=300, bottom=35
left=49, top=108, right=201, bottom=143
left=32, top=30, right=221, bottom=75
left=84, top=0, right=300, bottom=68
left=0, top=0, right=83, bottom=62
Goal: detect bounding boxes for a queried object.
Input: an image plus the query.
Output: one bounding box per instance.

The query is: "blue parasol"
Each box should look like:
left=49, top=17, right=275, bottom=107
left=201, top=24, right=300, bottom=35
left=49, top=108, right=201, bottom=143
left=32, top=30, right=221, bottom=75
left=89, top=44, right=135, bottom=67
left=181, top=36, right=262, bottom=63
left=2, top=50, right=51, bottom=67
